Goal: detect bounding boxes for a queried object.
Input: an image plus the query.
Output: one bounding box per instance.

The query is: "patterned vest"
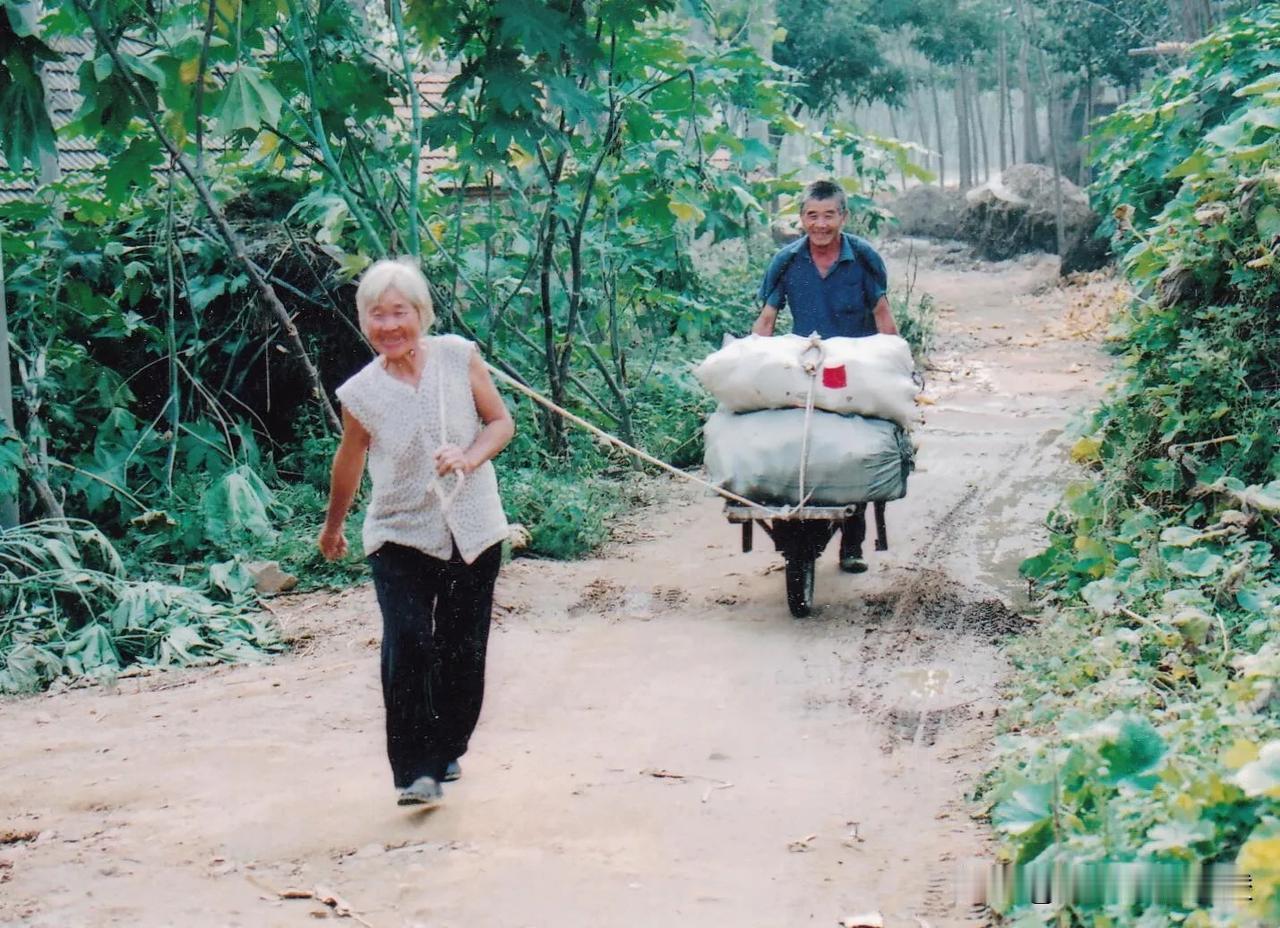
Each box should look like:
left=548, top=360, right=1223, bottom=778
left=335, top=334, right=509, bottom=564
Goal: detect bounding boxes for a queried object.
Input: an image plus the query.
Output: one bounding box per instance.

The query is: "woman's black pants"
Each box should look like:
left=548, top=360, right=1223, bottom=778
left=367, top=541, right=502, bottom=788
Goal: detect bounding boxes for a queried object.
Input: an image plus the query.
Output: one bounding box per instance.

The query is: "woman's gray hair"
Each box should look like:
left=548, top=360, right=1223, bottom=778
left=355, top=258, right=435, bottom=330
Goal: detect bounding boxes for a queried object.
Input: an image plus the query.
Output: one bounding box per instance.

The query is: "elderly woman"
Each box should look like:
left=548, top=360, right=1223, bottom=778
left=318, top=258, right=514, bottom=808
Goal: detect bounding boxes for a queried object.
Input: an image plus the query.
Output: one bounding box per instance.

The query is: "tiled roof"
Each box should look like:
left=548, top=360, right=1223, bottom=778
left=1, top=40, right=467, bottom=203
left=393, top=69, right=456, bottom=177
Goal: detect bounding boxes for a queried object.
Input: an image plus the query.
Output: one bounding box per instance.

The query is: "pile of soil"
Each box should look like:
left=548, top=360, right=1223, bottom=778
left=884, top=165, right=1111, bottom=274
left=959, top=164, right=1101, bottom=265
left=884, top=185, right=966, bottom=241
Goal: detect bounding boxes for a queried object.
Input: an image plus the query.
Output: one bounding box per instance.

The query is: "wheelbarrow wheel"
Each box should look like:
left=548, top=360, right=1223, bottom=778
left=784, top=556, right=816, bottom=618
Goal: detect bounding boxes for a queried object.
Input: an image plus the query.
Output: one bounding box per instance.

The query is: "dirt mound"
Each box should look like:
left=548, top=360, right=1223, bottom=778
left=885, top=185, right=966, bottom=240
left=960, top=164, right=1102, bottom=265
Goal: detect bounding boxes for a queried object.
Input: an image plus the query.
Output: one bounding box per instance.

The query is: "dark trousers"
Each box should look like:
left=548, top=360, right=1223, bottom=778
left=840, top=503, right=867, bottom=558
left=367, top=541, right=502, bottom=787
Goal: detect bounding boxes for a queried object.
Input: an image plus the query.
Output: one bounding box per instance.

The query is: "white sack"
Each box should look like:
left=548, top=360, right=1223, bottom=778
left=705, top=408, right=912, bottom=506
left=693, top=333, right=918, bottom=428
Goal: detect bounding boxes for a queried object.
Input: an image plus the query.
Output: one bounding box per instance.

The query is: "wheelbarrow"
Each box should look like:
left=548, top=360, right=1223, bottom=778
left=725, top=500, right=889, bottom=618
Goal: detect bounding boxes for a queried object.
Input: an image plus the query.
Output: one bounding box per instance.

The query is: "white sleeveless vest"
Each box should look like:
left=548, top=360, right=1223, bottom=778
left=335, top=334, right=509, bottom=564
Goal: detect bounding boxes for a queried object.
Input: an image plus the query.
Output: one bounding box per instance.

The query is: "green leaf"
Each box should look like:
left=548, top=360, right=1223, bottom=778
left=668, top=196, right=705, bottom=224
left=1161, top=525, right=1207, bottom=547
left=214, top=65, right=283, bottom=134
left=1235, top=741, right=1280, bottom=798
left=1094, top=715, right=1166, bottom=786
left=0, top=48, right=57, bottom=172
left=104, top=136, right=163, bottom=205
left=1169, top=547, right=1225, bottom=578
left=544, top=75, right=603, bottom=126
left=1140, top=820, right=1214, bottom=856
left=1257, top=206, right=1280, bottom=242
left=1237, top=73, right=1280, bottom=96
left=495, top=0, right=572, bottom=56
left=1082, top=577, right=1123, bottom=616
left=200, top=465, right=278, bottom=551
left=992, top=782, right=1053, bottom=836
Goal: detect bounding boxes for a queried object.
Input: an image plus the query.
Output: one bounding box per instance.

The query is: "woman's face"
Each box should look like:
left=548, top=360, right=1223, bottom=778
left=366, top=286, right=422, bottom=361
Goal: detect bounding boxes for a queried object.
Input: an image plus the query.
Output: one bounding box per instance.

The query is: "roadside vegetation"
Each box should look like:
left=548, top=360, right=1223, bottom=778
left=989, top=9, right=1280, bottom=924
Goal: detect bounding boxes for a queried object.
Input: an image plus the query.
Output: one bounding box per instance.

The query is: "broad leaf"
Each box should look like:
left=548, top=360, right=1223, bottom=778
left=214, top=65, right=283, bottom=134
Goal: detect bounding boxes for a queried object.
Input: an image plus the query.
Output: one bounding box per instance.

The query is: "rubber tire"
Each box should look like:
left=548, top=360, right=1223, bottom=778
left=784, top=556, right=816, bottom=618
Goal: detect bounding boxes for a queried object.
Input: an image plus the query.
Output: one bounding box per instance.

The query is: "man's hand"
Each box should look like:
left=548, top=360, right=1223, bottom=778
left=752, top=304, right=778, bottom=336
left=873, top=295, right=899, bottom=335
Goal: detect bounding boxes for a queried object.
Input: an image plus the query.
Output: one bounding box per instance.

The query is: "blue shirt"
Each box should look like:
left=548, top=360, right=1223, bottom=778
left=758, top=233, right=888, bottom=338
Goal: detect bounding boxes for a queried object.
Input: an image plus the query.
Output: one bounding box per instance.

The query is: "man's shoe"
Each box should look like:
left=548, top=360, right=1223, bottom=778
left=397, top=776, right=443, bottom=808
left=443, top=760, right=461, bottom=782
left=839, top=554, right=868, bottom=574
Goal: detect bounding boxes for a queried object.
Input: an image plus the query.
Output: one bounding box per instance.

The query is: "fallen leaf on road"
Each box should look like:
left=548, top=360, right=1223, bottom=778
left=788, top=833, right=818, bottom=852
left=280, top=889, right=314, bottom=899
left=314, top=886, right=353, bottom=916
left=641, top=768, right=686, bottom=779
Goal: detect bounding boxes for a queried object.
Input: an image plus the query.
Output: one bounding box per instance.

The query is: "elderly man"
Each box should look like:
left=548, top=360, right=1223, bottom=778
left=751, top=178, right=899, bottom=574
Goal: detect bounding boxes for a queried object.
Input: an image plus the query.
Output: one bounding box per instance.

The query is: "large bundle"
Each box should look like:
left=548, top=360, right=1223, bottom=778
left=705, top=408, right=912, bottom=505
left=693, top=333, right=917, bottom=429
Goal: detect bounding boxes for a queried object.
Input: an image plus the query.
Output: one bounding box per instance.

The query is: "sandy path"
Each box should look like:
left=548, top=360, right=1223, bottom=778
left=0, top=242, right=1116, bottom=928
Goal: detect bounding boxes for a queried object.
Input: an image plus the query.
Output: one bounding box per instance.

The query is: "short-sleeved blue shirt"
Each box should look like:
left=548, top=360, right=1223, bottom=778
left=757, top=233, right=888, bottom=338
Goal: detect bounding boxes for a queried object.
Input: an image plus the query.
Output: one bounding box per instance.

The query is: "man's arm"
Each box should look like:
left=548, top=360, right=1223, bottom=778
left=872, top=295, right=898, bottom=335
left=752, top=304, right=779, bottom=336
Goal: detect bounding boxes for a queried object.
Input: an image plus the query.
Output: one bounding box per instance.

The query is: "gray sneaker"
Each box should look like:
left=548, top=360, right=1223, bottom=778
left=839, top=554, right=868, bottom=574
left=397, top=776, right=443, bottom=807
left=443, top=760, right=461, bottom=782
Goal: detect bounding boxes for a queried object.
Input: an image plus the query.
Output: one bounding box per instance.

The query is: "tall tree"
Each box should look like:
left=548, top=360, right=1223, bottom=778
left=773, top=0, right=907, bottom=113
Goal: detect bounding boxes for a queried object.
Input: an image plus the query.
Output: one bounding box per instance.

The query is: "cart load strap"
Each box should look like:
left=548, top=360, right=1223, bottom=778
left=693, top=333, right=918, bottom=429
left=704, top=408, right=913, bottom=506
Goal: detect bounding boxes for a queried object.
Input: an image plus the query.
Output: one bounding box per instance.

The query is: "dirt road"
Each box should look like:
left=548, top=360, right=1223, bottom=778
left=0, top=242, right=1118, bottom=928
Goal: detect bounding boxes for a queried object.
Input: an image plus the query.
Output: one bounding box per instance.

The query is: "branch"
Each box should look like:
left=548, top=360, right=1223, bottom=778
left=388, top=0, right=422, bottom=255
left=1128, top=42, right=1192, bottom=58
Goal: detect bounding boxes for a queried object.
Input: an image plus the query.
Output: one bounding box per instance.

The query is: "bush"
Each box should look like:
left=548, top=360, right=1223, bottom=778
left=989, top=10, right=1280, bottom=925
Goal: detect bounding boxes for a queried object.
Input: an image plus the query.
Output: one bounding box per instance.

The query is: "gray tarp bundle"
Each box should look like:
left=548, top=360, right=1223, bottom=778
left=704, top=407, right=913, bottom=506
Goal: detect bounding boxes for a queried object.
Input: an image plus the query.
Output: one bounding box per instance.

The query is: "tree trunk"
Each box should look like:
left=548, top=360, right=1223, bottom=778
left=970, top=70, right=991, bottom=182
left=0, top=240, right=17, bottom=528
left=954, top=67, right=973, bottom=191
left=1170, top=0, right=1213, bottom=41
left=911, top=88, right=933, bottom=180
left=997, top=32, right=1009, bottom=172
left=1014, top=0, right=1042, bottom=163
left=1079, top=71, right=1093, bottom=187
left=1030, top=21, right=1066, bottom=255
left=747, top=0, right=774, bottom=147
left=886, top=105, right=908, bottom=188
left=1006, top=52, right=1018, bottom=165
left=929, top=66, right=946, bottom=186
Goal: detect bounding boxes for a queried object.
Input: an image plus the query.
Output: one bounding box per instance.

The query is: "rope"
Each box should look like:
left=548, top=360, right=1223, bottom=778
left=425, top=349, right=465, bottom=513
left=485, top=364, right=778, bottom=515
left=796, top=336, right=824, bottom=508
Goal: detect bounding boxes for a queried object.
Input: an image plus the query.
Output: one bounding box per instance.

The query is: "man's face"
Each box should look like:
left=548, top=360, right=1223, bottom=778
left=799, top=196, right=845, bottom=249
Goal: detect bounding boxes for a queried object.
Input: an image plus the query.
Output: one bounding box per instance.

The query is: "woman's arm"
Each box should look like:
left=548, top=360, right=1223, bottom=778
left=318, top=407, right=371, bottom=560
left=434, top=348, right=515, bottom=476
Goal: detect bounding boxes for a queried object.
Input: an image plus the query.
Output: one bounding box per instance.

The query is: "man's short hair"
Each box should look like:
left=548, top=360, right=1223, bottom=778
left=801, top=179, right=847, bottom=214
